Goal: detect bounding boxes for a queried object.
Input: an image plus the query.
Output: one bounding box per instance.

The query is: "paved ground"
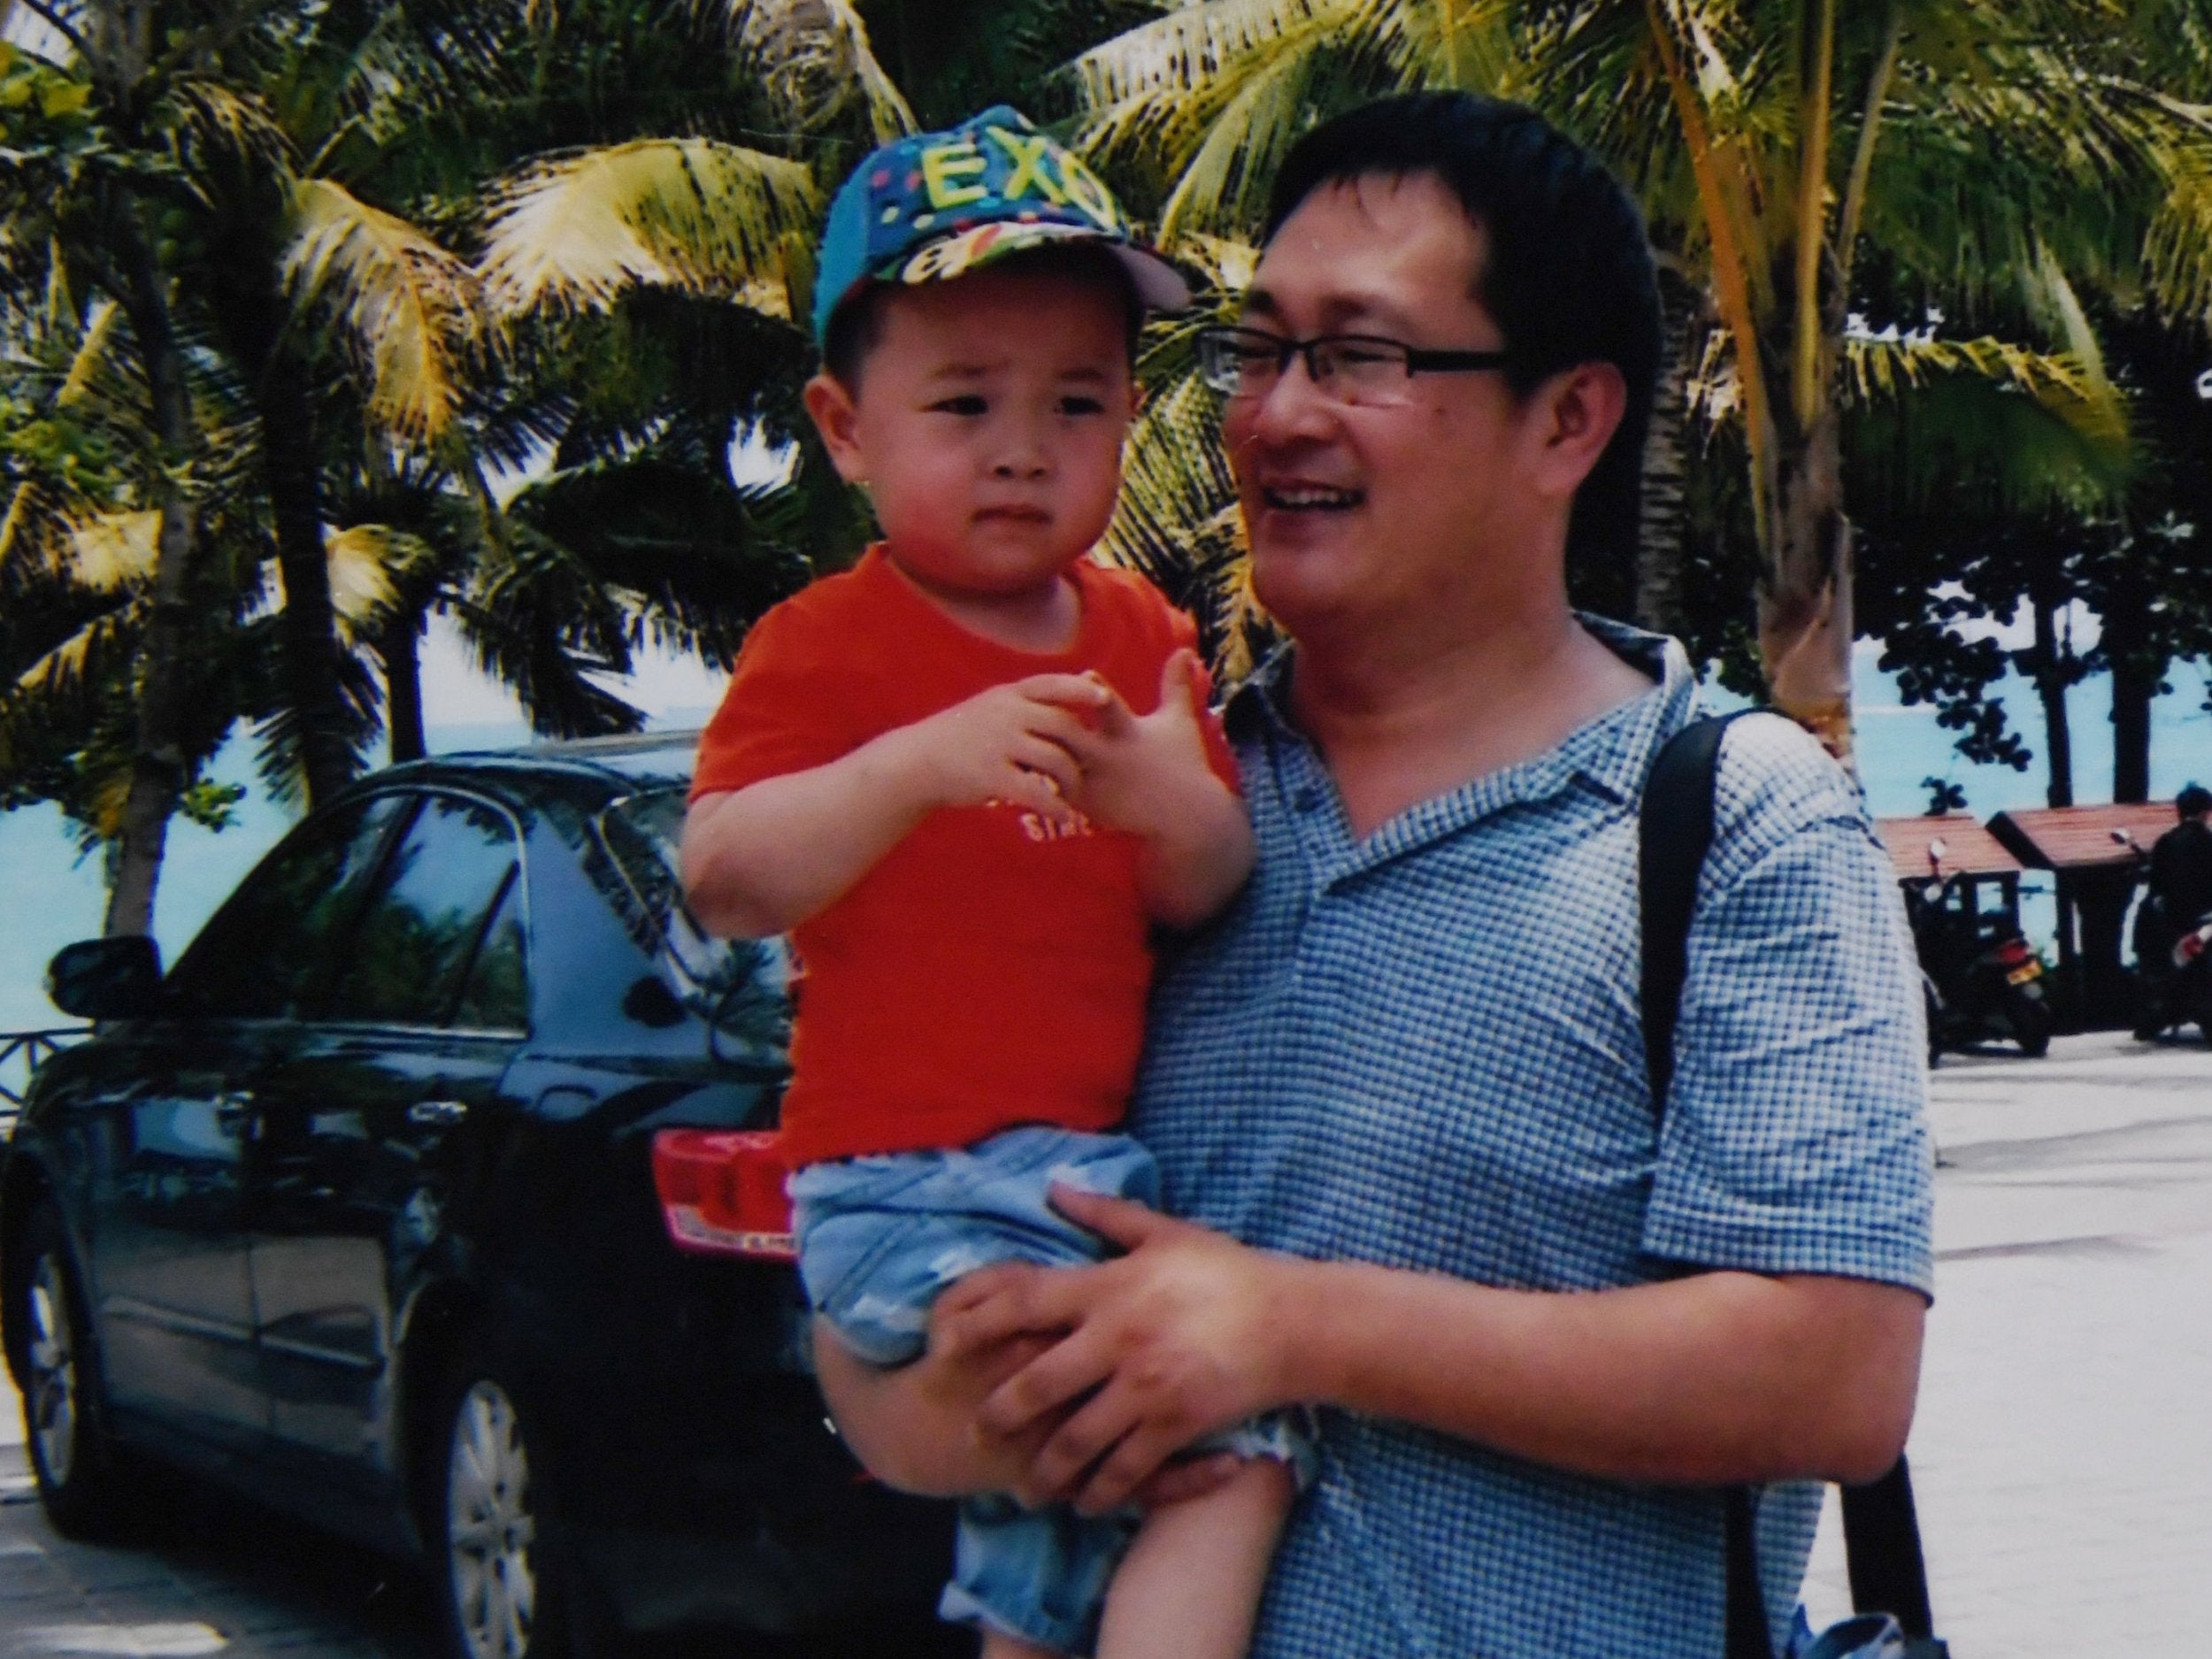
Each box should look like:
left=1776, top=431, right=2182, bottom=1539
left=1797, top=1029, right=2212, bottom=1655
left=4, top=1028, right=2209, bottom=1655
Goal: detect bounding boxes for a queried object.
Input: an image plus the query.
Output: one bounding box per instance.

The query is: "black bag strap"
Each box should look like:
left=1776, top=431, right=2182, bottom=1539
left=1639, top=712, right=1945, bottom=1659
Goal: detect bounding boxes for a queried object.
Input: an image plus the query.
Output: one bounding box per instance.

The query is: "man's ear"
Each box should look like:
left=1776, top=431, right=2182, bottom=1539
left=803, top=372, right=867, bottom=484
left=1529, top=360, right=1627, bottom=501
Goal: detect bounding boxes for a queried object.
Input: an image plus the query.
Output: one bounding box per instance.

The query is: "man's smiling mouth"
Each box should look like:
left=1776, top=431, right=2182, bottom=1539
left=1262, top=484, right=1364, bottom=511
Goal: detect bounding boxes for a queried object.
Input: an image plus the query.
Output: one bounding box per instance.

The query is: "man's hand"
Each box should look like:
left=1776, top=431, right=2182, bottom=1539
left=889, top=673, right=1111, bottom=830
left=932, top=1187, right=1300, bottom=1514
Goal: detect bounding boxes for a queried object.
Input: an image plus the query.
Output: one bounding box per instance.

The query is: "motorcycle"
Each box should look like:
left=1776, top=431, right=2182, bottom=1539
left=1905, top=837, right=2054, bottom=1061
left=2117, top=826, right=2212, bottom=1042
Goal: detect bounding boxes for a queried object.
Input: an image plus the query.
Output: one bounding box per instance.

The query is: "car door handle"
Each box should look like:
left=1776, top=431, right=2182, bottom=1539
left=409, top=1099, right=469, bottom=1129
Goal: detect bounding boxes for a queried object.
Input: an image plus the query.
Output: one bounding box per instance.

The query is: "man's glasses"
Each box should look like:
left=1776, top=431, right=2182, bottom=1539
left=1194, top=326, right=1512, bottom=407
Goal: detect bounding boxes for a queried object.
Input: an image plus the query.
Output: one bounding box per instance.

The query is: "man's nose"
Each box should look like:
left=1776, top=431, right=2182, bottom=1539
left=1242, top=353, right=1340, bottom=445
left=1248, top=354, right=1327, bottom=442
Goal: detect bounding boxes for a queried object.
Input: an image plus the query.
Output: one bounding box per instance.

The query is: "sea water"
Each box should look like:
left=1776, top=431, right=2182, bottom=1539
left=4, top=657, right=2209, bottom=1033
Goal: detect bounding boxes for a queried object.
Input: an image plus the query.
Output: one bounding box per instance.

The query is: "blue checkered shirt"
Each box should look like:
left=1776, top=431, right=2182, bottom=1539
left=1131, top=617, right=1933, bottom=1659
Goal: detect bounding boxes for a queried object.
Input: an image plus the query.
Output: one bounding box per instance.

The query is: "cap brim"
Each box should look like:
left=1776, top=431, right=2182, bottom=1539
left=1106, top=243, right=1194, bottom=314
left=875, top=220, right=1194, bottom=314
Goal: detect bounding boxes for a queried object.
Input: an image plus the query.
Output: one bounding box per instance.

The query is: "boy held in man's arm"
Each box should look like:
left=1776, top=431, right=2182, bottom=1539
left=680, top=107, right=1295, bottom=1659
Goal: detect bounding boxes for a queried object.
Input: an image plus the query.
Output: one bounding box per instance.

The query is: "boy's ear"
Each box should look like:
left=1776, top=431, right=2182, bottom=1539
left=803, top=372, right=867, bottom=484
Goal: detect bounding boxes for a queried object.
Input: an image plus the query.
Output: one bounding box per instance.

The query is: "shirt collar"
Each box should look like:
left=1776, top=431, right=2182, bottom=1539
left=1223, top=612, right=1701, bottom=810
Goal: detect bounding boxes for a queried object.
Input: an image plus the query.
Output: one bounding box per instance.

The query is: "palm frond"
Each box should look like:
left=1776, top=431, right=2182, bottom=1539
left=477, top=139, right=819, bottom=321
left=1842, top=333, right=2126, bottom=444
left=717, top=0, right=916, bottom=141
left=166, top=79, right=300, bottom=204
left=63, top=511, right=161, bottom=591
left=1840, top=330, right=2133, bottom=514
left=283, top=177, right=484, bottom=444
left=2144, top=140, right=2212, bottom=321
left=504, top=456, right=810, bottom=667
left=323, top=523, right=438, bottom=632
left=55, top=297, right=121, bottom=406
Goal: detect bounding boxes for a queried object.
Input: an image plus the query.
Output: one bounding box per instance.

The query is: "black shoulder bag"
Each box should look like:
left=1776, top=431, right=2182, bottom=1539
left=1640, top=711, right=1948, bottom=1659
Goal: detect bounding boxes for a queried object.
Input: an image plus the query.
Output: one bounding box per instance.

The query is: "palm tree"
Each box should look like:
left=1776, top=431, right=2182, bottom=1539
left=1060, top=0, right=2212, bottom=759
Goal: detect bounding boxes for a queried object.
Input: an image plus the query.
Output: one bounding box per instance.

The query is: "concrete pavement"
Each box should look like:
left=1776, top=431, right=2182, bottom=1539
left=1799, top=1029, right=2212, bottom=1655
left=4, top=1030, right=2210, bottom=1655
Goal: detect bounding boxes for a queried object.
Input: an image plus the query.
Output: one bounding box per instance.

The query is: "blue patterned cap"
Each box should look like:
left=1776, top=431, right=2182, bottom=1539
left=811, top=105, right=1191, bottom=349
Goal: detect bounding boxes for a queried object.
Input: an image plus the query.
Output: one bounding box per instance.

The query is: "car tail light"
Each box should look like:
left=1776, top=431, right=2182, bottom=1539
left=2179, top=929, right=2210, bottom=968
left=651, top=1130, right=795, bottom=1260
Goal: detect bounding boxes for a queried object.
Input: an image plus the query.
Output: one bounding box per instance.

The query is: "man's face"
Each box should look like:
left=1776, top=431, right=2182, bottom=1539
left=805, top=265, right=1136, bottom=603
left=1223, top=173, right=1543, bottom=640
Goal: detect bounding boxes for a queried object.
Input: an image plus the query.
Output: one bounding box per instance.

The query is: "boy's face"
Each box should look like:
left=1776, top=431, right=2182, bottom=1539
left=803, top=265, right=1138, bottom=599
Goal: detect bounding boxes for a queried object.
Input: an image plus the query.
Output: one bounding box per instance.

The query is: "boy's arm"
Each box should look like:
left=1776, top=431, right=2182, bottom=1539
left=1130, top=762, right=1254, bottom=930
left=1059, top=651, right=1255, bottom=929
left=681, top=673, right=1110, bottom=939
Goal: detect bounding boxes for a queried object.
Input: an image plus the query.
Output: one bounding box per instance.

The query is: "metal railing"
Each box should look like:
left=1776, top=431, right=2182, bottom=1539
left=1, top=1028, right=86, bottom=1139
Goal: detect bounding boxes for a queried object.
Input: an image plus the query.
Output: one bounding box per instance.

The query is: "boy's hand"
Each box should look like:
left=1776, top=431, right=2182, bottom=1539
left=888, top=673, right=1110, bottom=830
left=1053, top=651, right=1222, bottom=839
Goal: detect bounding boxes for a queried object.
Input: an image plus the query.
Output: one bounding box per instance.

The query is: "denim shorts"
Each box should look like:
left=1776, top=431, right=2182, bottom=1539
left=789, top=1124, right=1314, bottom=1655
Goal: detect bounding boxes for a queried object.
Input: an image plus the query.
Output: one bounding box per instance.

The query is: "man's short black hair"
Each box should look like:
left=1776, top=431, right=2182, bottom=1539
left=820, top=244, right=1144, bottom=391
left=2180, top=783, right=2212, bottom=818
left=1263, top=93, right=1663, bottom=584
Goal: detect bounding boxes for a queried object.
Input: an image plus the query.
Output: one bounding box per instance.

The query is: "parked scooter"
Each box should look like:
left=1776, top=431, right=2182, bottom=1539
left=2117, top=826, right=2212, bottom=1042
left=1906, top=838, right=2054, bottom=1060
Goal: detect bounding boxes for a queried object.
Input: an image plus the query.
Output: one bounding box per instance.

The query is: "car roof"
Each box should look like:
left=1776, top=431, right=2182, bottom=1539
left=370, top=730, right=702, bottom=813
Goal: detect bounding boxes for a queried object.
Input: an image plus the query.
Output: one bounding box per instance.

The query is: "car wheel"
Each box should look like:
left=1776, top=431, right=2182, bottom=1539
left=433, top=1355, right=611, bottom=1659
left=7, top=1202, right=137, bottom=1540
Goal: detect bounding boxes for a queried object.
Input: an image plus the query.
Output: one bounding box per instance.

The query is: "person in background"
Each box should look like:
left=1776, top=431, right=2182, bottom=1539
left=2136, top=782, right=2212, bottom=1037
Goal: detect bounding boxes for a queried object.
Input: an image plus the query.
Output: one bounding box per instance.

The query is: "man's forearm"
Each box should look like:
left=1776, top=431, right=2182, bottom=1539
left=681, top=733, right=932, bottom=938
left=1282, top=1257, right=1924, bottom=1486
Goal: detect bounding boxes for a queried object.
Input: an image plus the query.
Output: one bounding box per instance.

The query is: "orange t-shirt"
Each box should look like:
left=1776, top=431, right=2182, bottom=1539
left=689, top=546, right=1238, bottom=1168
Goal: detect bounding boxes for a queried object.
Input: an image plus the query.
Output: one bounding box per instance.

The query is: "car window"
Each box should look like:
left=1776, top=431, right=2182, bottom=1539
left=327, top=794, right=526, bottom=1029
left=453, top=878, right=528, bottom=1031
left=165, top=795, right=411, bottom=1020
left=597, top=790, right=791, bottom=1058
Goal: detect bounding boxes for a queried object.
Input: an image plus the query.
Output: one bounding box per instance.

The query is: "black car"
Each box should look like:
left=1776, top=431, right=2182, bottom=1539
left=0, top=733, right=956, bottom=1658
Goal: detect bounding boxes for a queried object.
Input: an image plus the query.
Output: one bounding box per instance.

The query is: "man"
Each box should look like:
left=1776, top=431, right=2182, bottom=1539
left=2137, top=783, right=2212, bottom=1036
left=835, top=93, right=1934, bottom=1657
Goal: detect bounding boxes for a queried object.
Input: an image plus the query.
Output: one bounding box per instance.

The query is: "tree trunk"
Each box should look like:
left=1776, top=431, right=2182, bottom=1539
left=2110, top=658, right=2154, bottom=804
left=1635, top=266, right=1701, bottom=637
left=103, top=207, right=200, bottom=940
left=1758, top=410, right=1855, bottom=764
left=381, top=603, right=426, bottom=764
left=258, top=356, right=354, bottom=809
left=2029, top=593, right=2075, bottom=809
left=2102, top=565, right=2156, bottom=804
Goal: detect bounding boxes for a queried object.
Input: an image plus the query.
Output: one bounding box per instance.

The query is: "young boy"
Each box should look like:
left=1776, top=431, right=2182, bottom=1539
left=680, top=108, right=1304, bottom=1659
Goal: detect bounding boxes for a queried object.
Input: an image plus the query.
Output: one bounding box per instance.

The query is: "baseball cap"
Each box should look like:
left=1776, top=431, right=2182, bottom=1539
left=810, top=105, right=1191, bottom=349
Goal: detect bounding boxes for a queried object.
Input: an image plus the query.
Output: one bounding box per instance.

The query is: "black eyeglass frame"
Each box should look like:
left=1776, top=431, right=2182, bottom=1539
left=1194, top=325, right=1514, bottom=394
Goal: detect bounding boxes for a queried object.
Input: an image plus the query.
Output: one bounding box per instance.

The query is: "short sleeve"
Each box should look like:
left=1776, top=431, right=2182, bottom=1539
left=1640, top=717, right=1935, bottom=1298
left=688, top=599, right=866, bottom=803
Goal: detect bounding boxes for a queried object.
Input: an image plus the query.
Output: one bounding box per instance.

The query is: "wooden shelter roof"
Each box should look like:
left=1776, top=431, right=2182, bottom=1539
left=1874, top=815, right=2025, bottom=882
left=1985, top=803, right=2176, bottom=872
